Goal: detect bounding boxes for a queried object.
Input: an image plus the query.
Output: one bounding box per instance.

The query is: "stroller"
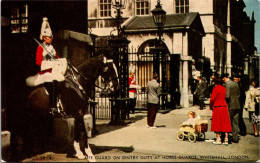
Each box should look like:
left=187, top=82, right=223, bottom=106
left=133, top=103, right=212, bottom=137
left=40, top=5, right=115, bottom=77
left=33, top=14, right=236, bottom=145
left=177, top=118, right=208, bottom=142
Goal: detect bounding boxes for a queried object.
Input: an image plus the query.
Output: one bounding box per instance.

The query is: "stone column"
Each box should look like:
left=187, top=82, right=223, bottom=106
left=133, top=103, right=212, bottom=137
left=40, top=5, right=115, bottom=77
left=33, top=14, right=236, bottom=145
left=244, top=57, right=249, bottom=75
left=226, top=0, right=232, bottom=74
left=181, top=32, right=190, bottom=108
left=181, top=56, right=192, bottom=108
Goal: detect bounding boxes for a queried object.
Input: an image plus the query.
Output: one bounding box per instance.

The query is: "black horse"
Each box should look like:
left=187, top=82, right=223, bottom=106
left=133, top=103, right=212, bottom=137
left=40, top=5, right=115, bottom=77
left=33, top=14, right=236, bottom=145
left=11, top=57, right=118, bottom=161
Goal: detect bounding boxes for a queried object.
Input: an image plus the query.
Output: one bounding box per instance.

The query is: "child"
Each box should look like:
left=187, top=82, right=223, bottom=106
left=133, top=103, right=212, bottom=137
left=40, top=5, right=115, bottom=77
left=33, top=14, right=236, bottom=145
left=182, top=111, right=200, bottom=126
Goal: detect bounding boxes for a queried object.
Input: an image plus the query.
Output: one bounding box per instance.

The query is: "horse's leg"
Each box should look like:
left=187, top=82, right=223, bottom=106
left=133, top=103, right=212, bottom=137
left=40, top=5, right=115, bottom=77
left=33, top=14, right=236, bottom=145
left=73, top=115, right=86, bottom=159
left=84, top=141, right=96, bottom=162
left=83, top=114, right=96, bottom=162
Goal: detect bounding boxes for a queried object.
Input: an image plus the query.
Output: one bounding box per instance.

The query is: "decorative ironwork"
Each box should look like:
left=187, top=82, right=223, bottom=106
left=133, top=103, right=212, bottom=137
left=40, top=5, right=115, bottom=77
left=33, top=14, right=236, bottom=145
left=111, top=0, right=126, bottom=37
left=109, top=0, right=131, bottom=125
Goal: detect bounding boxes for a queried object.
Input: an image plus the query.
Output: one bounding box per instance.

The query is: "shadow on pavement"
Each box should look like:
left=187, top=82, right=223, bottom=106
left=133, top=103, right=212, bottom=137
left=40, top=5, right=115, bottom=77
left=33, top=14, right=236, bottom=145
left=92, top=113, right=147, bottom=137
left=155, top=125, right=166, bottom=128
left=90, top=144, right=134, bottom=155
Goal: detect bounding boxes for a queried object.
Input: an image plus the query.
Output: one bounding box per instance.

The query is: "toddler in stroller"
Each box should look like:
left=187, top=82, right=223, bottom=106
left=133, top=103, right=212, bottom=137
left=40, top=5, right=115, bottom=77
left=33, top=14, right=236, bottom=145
left=177, top=111, right=208, bottom=142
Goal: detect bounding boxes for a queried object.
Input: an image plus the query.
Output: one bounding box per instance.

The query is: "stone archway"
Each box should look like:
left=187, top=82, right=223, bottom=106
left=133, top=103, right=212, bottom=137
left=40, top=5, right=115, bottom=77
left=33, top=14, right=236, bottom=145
left=134, top=39, right=171, bottom=109
left=137, top=39, right=170, bottom=54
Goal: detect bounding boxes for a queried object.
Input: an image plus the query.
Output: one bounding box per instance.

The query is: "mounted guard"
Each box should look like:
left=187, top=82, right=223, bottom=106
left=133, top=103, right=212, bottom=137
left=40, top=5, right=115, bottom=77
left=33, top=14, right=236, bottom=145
left=26, top=17, right=67, bottom=115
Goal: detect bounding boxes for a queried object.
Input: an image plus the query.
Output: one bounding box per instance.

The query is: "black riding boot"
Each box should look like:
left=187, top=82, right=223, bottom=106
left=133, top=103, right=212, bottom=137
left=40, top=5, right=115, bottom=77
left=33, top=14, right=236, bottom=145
left=45, top=81, right=58, bottom=115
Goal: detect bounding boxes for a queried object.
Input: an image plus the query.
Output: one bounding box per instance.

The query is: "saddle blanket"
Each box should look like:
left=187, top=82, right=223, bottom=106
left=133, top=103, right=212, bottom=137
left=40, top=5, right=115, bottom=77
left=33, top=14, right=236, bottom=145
left=26, top=58, right=67, bottom=87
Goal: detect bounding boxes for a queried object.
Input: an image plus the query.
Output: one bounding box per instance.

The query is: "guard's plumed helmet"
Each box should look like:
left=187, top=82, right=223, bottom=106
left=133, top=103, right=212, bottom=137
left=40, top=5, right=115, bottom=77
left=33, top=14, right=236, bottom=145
left=196, top=71, right=201, bottom=78
left=129, top=68, right=135, bottom=74
left=40, top=17, right=53, bottom=40
left=129, top=63, right=135, bottom=74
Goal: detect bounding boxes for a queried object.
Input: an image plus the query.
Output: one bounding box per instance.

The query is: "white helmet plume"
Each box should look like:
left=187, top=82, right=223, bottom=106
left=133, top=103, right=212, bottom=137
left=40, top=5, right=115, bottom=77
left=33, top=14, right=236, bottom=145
left=129, top=64, right=135, bottom=74
left=40, top=17, right=53, bottom=40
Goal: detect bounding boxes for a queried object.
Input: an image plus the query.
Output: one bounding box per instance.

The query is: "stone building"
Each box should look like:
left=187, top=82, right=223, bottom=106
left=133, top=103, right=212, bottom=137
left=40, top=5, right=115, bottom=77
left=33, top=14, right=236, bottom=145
left=88, top=0, right=256, bottom=107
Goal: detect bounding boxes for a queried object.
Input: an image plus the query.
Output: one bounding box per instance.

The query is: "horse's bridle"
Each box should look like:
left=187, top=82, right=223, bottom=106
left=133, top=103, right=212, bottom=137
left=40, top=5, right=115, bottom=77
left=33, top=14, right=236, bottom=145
left=67, top=61, right=114, bottom=92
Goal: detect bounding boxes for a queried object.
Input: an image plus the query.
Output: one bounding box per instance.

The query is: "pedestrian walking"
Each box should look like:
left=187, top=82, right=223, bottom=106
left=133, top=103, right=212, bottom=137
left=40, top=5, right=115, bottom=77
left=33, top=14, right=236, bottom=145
left=233, top=75, right=247, bottom=136
left=244, top=79, right=260, bottom=137
left=191, top=60, right=199, bottom=105
left=208, top=72, right=219, bottom=95
left=194, top=72, right=208, bottom=110
left=210, top=76, right=232, bottom=145
left=146, top=73, right=161, bottom=129
left=221, top=73, right=240, bottom=143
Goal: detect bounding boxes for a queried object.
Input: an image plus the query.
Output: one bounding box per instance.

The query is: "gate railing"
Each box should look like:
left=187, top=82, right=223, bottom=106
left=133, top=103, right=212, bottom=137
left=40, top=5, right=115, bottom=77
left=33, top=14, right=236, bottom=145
left=92, top=46, right=180, bottom=119
left=128, top=49, right=174, bottom=110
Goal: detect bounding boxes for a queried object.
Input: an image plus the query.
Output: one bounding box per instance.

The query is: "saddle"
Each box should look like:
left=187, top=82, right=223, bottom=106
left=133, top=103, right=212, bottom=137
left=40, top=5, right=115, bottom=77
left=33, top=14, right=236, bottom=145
left=26, top=58, right=67, bottom=87
left=26, top=59, right=86, bottom=117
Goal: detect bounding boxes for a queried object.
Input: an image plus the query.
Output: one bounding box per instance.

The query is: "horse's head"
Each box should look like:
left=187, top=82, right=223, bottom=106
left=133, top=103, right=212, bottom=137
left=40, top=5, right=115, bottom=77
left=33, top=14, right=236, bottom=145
left=96, top=57, right=119, bottom=94
left=76, top=57, right=119, bottom=97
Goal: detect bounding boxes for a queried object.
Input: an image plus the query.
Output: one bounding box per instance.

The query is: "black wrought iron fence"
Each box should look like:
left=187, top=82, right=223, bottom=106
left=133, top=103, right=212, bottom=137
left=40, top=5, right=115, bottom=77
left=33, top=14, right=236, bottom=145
left=128, top=48, right=173, bottom=110
left=93, top=46, right=180, bottom=119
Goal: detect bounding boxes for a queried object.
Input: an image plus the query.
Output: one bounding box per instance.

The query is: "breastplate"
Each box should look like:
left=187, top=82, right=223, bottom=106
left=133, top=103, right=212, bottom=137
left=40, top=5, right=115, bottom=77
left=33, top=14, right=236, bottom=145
left=42, top=44, right=56, bottom=60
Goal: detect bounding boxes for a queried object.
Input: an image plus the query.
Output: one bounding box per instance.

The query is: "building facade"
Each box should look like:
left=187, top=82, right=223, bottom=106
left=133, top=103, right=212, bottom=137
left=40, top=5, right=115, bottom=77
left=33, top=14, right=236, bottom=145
left=88, top=0, right=256, bottom=107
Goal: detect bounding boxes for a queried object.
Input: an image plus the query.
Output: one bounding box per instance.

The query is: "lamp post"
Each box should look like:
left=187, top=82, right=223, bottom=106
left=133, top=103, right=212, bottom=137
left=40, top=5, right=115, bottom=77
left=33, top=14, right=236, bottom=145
left=112, top=0, right=126, bottom=37
left=109, top=0, right=131, bottom=125
left=151, top=0, right=167, bottom=109
left=151, top=0, right=166, bottom=43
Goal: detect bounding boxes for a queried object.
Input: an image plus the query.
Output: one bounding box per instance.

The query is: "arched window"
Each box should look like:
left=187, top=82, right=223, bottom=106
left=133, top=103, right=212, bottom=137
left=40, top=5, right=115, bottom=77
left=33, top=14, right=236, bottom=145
left=175, top=0, right=189, bottom=13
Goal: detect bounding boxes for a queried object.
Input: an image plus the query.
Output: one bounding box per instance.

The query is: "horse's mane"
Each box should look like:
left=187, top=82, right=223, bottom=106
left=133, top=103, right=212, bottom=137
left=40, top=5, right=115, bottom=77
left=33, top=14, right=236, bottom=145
left=77, top=57, right=102, bottom=68
left=76, top=57, right=104, bottom=78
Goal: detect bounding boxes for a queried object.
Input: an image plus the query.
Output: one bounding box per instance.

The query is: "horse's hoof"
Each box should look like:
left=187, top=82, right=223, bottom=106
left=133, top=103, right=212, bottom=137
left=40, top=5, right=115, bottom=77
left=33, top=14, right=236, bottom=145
left=87, top=157, right=96, bottom=162
left=86, top=153, right=96, bottom=162
left=75, top=154, right=86, bottom=160
left=85, top=148, right=96, bottom=162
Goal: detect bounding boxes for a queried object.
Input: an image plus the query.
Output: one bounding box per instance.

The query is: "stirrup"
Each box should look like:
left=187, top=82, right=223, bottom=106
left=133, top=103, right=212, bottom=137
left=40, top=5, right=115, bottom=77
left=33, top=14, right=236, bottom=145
left=57, top=98, right=69, bottom=118
left=49, top=107, right=57, bottom=115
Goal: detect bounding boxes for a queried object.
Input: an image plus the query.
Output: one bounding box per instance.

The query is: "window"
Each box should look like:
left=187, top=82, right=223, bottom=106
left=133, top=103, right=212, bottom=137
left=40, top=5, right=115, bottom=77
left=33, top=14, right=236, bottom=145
left=136, top=0, right=150, bottom=16
left=175, top=0, right=189, bottom=13
left=99, top=0, right=111, bottom=17
left=11, top=4, right=28, bottom=33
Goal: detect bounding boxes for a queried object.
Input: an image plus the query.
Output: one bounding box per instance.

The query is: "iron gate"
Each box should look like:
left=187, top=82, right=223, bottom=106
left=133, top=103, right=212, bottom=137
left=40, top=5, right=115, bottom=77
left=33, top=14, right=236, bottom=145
left=92, top=45, right=180, bottom=119
left=128, top=48, right=180, bottom=110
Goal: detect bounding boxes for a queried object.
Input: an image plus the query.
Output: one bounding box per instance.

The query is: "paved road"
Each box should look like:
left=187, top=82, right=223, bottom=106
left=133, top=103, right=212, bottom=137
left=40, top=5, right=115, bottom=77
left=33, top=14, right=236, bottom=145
left=22, top=106, right=259, bottom=162
left=88, top=106, right=259, bottom=162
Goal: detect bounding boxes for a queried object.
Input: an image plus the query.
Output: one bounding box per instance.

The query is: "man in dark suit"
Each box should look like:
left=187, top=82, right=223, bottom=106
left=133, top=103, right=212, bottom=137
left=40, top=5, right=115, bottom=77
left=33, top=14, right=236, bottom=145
left=194, top=72, right=208, bottom=110
left=233, top=75, right=247, bottom=136
left=221, top=73, right=241, bottom=143
left=208, top=72, right=220, bottom=94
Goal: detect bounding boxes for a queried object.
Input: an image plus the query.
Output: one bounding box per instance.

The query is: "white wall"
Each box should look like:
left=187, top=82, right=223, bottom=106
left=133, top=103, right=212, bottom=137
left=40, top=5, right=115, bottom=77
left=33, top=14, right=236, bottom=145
left=202, top=34, right=214, bottom=66
left=88, top=0, right=98, bottom=18
left=190, top=0, right=213, bottom=14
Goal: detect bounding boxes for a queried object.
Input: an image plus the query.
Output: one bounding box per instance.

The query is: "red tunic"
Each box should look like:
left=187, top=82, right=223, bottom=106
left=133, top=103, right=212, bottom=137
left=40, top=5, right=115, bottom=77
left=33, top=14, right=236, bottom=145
left=129, top=76, right=136, bottom=93
left=36, top=45, right=59, bottom=74
left=210, top=85, right=232, bottom=132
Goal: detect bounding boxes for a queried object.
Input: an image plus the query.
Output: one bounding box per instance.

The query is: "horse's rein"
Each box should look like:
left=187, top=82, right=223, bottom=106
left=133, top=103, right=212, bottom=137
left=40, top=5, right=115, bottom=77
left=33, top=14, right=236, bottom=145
left=67, top=62, right=109, bottom=91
